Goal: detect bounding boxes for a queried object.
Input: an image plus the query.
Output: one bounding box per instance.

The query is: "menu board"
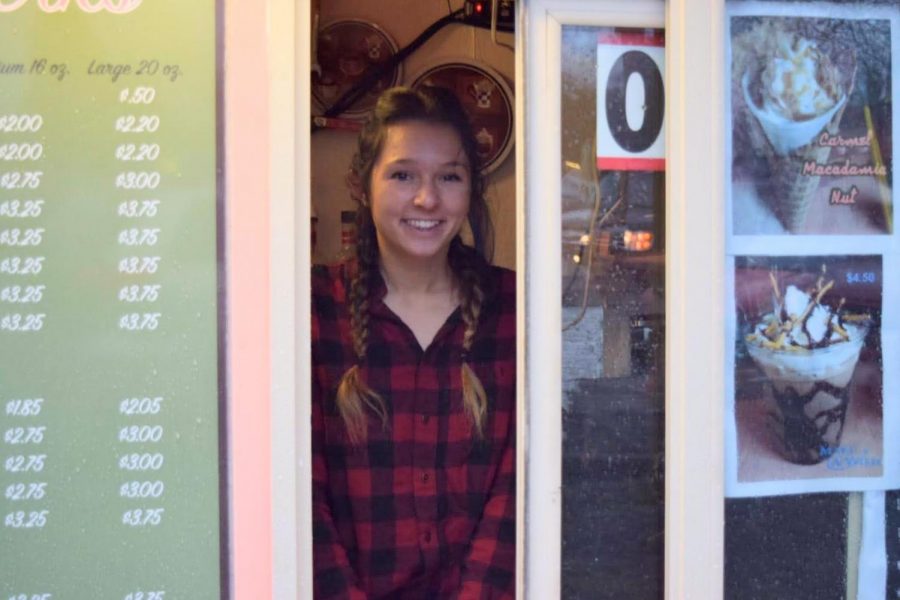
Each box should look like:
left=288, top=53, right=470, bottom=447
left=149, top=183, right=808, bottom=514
left=0, top=1, right=226, bottom=598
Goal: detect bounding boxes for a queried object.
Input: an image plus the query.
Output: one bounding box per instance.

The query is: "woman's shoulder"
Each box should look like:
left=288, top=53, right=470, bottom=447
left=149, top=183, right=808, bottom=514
left=487, top=264, right=515, bottom=286
left=311, top=262, right=355, bottom=293
left=311, top=262, right=353, bottom=301
left=485, top=264, right=516, bottom=304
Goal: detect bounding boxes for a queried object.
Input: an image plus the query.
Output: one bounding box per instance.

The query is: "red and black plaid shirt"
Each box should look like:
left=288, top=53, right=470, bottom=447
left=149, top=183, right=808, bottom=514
left=311, top=262, right=516, bottom=599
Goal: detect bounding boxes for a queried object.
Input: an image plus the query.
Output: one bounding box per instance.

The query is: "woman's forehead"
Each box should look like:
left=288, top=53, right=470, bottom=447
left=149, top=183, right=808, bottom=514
left=374, top=122, right=467, bottom=167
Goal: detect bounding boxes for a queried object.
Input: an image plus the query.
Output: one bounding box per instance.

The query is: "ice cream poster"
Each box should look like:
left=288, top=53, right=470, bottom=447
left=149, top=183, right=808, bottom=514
left=725, top=255, right=897, bottom=497
left=729, top=11, right=895, bottom=236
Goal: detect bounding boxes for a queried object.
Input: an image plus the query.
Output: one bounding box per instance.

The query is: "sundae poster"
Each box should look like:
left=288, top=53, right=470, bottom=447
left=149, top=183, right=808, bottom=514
left=725, top=255, right=899, bottom=497
left=729, top=11, right=895, bottom=236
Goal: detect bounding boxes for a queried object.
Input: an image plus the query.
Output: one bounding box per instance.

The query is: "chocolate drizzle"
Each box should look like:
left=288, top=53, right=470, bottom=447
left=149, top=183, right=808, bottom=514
left=769, top=381, right=850, bottom=464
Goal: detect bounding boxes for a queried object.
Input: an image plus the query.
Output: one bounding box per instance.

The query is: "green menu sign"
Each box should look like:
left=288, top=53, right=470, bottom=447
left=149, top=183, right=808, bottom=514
left=0, top=1, right=226, bottom=598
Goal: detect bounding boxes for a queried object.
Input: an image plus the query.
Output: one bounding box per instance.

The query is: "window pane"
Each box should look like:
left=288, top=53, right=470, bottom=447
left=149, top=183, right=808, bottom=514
left=561, top=25, right=665, bottom=599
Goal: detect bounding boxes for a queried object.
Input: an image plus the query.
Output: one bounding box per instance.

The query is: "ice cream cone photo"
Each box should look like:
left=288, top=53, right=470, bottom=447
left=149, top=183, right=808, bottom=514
left=732, top=255, right=883, bottom=487
left=730, top=15, right=893, bottom=235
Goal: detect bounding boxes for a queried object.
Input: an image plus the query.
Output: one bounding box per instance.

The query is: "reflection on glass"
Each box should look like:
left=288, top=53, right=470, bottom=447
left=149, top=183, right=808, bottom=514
left=560, top=26, right=665, bottom=599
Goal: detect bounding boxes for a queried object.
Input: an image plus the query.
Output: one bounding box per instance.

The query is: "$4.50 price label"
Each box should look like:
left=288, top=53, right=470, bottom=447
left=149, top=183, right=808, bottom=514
left=846, top=271, right=877, bottom=285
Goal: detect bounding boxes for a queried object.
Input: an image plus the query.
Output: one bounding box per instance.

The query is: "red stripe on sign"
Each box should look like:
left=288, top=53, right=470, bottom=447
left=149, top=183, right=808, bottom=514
left=596, top=30, right=665, bottom=47
left=597, top=157, right=666, bottom=171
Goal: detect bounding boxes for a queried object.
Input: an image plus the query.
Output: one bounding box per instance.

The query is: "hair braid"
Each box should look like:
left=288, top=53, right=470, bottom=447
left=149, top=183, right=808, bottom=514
left=336, top=212, right=388, bottom=445
left=451, top=240, right=489, bottom=438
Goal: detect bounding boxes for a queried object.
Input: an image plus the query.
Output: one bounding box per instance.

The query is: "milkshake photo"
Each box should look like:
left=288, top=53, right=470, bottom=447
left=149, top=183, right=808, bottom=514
left=732, top=255, right=884, bottom=490
left=730, top=15, right=894, bottom=235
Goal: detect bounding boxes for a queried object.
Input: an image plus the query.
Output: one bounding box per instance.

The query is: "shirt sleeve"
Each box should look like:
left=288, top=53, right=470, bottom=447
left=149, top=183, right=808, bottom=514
left=452, top=403, right=517, bottom=600
left=311, top=390, right=368, bottom=600
left=311, top=271, right=368, bottom=600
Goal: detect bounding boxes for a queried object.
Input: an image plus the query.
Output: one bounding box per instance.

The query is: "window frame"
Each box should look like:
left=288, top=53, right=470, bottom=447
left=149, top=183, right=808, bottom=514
left=288, top=0, right=729, bottom=597
left=522, top=1, right=727, bottom=597
left=271, top=0, right=306, bottom=597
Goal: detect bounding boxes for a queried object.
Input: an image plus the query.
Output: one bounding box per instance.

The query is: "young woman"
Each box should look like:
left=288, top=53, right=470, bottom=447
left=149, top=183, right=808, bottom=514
left=311, top=86, right=516, bottom=599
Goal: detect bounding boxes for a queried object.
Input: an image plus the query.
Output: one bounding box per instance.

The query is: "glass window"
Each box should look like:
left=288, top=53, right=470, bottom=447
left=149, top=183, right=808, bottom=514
left=561, top=25, right=665, bottom=599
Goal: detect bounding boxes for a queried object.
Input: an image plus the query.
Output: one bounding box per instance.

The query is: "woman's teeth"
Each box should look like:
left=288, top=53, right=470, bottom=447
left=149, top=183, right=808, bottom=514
left=405, top=219, right=441, bottom=230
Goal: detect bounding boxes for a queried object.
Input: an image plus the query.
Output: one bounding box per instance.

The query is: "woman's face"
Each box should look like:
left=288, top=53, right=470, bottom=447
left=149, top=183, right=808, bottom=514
left=368, top=120, right=471, bottom=269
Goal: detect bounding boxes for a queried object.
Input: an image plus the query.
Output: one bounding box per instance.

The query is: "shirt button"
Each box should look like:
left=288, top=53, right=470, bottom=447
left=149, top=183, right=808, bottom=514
left=422, top=472, right=429, bottom=483
left=422, top=414, right=430, bottom=424
left=424, top=530, right=432, bottom=542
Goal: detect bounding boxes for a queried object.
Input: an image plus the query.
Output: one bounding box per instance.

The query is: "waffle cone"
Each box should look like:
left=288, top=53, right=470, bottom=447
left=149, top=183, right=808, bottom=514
left=766, top=142, right=832, bottom=231
left=761, top=103, right=848, bottom=232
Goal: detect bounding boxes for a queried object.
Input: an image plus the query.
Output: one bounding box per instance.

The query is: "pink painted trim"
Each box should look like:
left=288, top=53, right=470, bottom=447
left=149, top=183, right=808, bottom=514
left=596, top=30, right=665, bottom=47
left=597, top=156, right=666, bottom=171
left=226, top=1, right=271, bottom=597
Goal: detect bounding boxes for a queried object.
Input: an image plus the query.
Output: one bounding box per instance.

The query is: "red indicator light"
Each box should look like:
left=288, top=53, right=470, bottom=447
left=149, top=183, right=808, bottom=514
left=475, top=2, right=484, bottom=13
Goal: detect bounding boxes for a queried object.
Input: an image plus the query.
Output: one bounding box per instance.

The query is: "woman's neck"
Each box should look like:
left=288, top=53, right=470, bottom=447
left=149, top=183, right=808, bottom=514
left=379, top=252, right=455, bottom=296
left=378, top=251, right=460, bottom=350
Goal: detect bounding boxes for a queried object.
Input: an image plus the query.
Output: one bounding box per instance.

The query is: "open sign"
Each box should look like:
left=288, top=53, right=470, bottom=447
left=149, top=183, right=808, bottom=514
left=596, top=30, right=665, bottom=171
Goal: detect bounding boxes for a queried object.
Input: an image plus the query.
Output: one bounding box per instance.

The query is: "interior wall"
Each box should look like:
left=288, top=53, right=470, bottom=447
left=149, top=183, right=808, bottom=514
left=311, top=0, right=516, bottom=269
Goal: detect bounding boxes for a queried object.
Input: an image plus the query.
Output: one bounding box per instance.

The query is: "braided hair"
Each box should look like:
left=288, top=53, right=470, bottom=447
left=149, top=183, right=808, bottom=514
left=338, top=86, right=494, bottom=444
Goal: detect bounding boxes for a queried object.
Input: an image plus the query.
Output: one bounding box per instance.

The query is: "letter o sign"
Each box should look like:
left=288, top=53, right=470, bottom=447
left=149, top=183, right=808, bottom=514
left=596, top=31, right=665, bottom=171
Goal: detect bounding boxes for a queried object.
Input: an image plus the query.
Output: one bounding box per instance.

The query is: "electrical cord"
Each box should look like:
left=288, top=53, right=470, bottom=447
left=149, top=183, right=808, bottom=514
left=490, top=0, right=515, bottom=52
left=313, top=9, right=465, bottom=131
left=562, top=155, right=627, bottom=332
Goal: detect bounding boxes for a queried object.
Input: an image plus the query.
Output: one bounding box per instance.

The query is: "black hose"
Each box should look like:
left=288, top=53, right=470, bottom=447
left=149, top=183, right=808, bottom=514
left=314, top=9, right=465, bottom=129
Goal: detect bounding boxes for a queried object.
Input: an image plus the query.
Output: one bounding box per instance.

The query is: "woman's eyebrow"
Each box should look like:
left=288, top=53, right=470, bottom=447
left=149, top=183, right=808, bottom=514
left=385, top=158, right=469, bottom=168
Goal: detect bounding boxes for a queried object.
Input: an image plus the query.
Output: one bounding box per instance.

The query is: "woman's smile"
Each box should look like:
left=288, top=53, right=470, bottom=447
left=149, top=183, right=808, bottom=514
left=402, top=218, right=444, bottom=231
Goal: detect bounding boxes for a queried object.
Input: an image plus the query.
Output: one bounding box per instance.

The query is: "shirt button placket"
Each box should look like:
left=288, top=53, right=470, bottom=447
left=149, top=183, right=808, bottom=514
left=413, top=354, right=439, bottom=563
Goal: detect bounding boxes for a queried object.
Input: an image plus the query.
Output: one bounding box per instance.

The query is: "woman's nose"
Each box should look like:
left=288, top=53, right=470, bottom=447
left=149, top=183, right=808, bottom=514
left=413, top=179, right=439, bottom=208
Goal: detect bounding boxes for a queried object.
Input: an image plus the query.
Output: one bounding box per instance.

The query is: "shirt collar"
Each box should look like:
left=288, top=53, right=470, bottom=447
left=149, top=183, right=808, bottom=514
left=357, top=257, right=496, bottom=321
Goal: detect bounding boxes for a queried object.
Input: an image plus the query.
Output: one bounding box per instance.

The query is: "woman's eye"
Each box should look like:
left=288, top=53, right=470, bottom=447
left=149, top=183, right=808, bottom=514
left=390, top=171, right=412, bottom=181
left=441, top=172, right=463, bottom=182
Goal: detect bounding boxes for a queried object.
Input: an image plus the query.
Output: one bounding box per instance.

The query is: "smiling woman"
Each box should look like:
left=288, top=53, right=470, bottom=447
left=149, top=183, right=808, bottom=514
left=310, top=86, right=516, bottom=599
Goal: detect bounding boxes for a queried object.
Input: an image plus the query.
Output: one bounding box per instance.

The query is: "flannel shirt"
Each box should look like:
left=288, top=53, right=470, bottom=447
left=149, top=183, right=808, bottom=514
left=311, top=262, right=516, bottom=600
